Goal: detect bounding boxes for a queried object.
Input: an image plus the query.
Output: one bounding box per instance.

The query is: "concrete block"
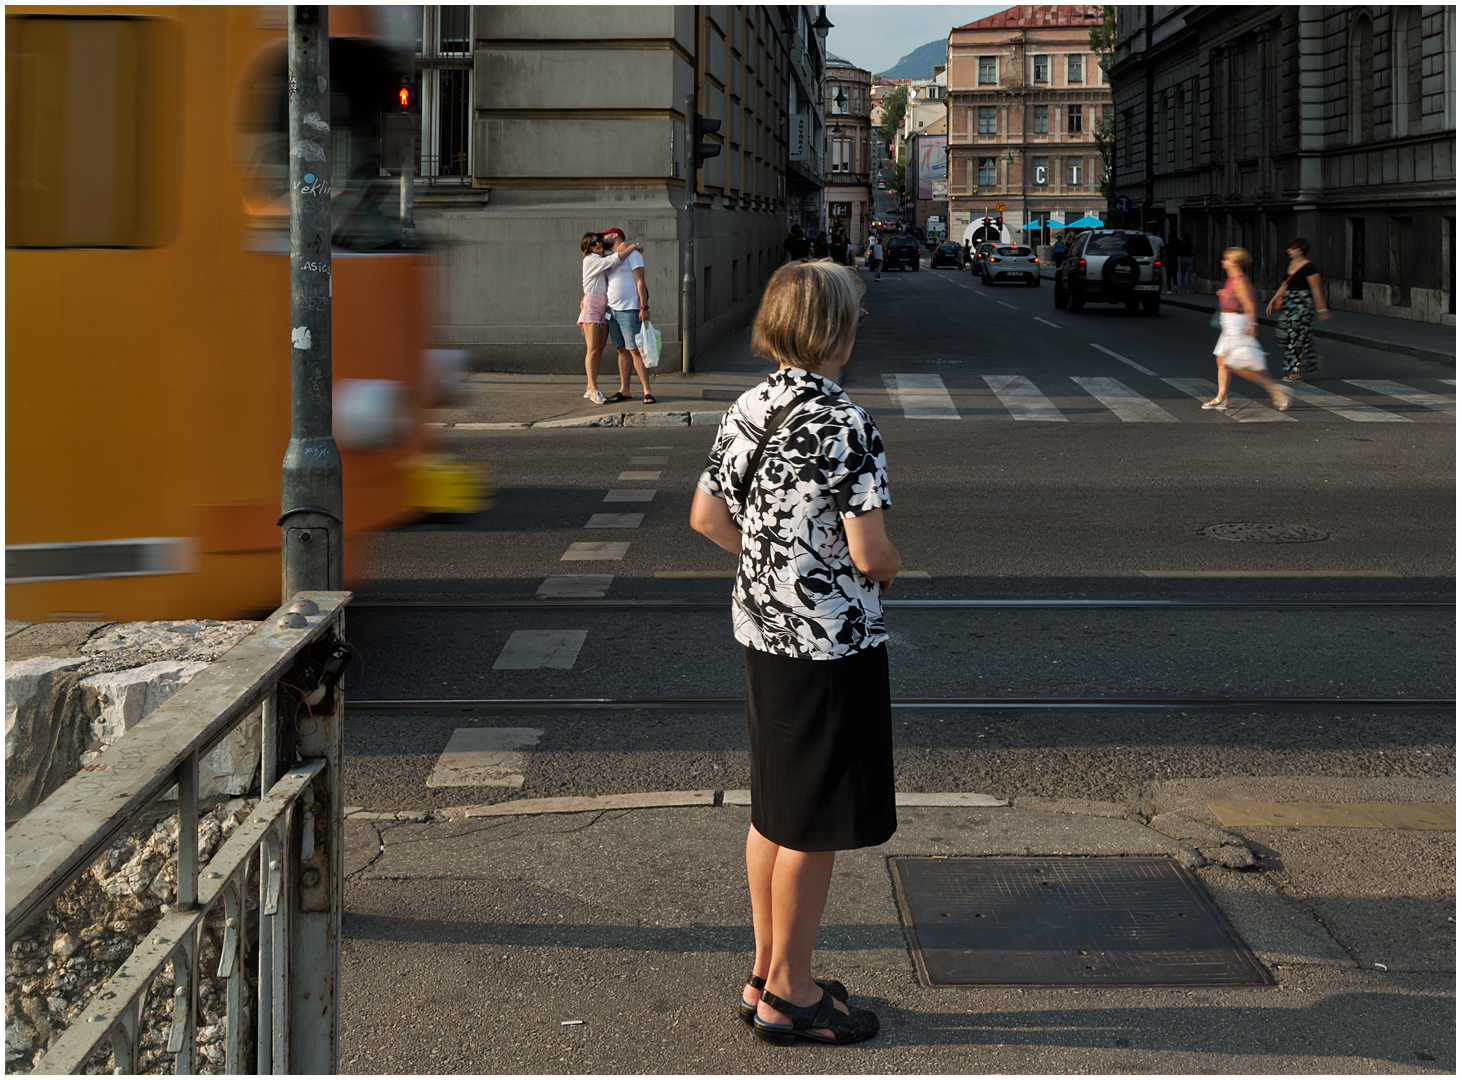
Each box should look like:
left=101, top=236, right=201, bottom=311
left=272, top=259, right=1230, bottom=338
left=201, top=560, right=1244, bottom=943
left=5, top=658, right=89, bottom=824
left=690, top=410, right=729, bottom=426
left=534, top=414, right=622, bottom=428
left=621, top=411, right=690, bottom=427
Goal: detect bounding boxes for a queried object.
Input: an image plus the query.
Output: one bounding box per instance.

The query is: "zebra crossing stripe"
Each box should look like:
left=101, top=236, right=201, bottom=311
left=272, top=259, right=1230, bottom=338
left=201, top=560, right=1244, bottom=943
left=1162, top=378, right=1295, bottom=423
left=1071, top=377, right=1178, bottom=422
left=604, top=489, right=656, bottom=503
left=983, top=375, right=1066, bottom=421
left=1343, top=380, right=1455, bottom=413
left=493, top=630, right=588, bottom=670
left=1285, top=382, right=1409, bottom=422
left=629, top=456, right=668, bottom=464
left=618, top=471, right=662, bottom=481
left=585, top=513, right=644, bottom=528
left=881, top=374, right=961, bottom=419
left=538, top=576, right=613, bottom=598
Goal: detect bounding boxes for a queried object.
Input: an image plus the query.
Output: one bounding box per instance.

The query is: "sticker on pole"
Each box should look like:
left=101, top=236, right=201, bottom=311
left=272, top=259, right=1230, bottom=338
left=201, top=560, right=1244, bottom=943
left=292, top=327, right=313, bottom=350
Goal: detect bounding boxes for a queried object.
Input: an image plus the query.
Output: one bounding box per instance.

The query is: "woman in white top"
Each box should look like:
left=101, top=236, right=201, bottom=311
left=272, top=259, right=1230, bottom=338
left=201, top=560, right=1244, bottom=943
left=579, top=233, right=641, bottom=405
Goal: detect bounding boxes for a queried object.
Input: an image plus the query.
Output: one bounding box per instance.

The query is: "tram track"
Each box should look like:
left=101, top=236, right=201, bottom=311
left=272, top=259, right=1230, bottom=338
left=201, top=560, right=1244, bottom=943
left=346, top=694, right=1453, bottom=711
left=350, top=598, right=1454, bottom=612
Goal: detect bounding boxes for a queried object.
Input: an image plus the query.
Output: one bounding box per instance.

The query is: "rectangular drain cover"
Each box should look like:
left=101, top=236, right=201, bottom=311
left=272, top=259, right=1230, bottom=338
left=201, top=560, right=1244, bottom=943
left=890, top=857, right=1274, bottom=988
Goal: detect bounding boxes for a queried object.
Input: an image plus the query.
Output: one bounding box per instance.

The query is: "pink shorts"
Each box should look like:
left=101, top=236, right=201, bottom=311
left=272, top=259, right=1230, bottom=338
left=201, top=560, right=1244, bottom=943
left=578, top=294, right=608, bottom=325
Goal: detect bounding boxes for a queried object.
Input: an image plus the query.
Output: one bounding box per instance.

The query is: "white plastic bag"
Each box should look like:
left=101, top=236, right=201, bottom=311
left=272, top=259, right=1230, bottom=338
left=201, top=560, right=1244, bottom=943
left=636, top=320, right=662, bottom=368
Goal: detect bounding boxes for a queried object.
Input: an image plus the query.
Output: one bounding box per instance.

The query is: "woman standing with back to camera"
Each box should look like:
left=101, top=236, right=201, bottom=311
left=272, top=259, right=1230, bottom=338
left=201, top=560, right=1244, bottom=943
left=691, top=260, right=899, bottom=1047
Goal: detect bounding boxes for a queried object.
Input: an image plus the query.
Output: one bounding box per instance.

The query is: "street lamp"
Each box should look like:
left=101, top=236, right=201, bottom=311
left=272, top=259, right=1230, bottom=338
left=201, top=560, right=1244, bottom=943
left=811, top=7, right=833, bottom=39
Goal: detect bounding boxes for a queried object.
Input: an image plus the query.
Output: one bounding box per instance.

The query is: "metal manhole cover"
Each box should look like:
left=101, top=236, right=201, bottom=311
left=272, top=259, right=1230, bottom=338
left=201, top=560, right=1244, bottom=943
left=1199, top=522, right=1329, bottom=543
left=890, top=857, right=1274, bottom=988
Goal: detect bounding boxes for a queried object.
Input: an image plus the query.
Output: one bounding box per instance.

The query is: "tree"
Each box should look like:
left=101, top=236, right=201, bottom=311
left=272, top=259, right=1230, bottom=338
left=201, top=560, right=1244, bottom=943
left=876, top=86, right=908, bottom=153
left=1088, top=5, right=1117, bottom=205
left=892, top=151, right=907, bottom=204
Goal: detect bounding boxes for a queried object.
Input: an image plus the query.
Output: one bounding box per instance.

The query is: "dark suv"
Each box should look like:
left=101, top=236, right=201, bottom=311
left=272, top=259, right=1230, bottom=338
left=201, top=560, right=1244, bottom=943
left=884, top=235, right=921, bottom=271
left=1053, top=229, right=1161, bottom=313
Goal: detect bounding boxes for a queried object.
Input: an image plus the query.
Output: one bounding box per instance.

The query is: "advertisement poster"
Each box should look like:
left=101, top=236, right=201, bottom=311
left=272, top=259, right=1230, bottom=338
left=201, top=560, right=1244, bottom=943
left=916, top=135, right=947, bottom=200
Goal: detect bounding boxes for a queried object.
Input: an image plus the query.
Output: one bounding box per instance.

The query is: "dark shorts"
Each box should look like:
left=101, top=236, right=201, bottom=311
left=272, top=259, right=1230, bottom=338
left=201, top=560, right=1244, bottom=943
left=744, top=643, right=897, bottom=852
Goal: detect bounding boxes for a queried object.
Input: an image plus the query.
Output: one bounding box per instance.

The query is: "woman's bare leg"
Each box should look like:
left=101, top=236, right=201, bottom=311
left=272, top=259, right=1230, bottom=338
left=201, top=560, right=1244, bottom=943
left=752, top=833, right=849, bottom=1038
left=583, top=323, right=606, bottom=393
left=743, top=825, right=778, bottom=1008
left=1214, top=356, right=1232, bottom=401
left=1233, top=366, right=1289, bottom=406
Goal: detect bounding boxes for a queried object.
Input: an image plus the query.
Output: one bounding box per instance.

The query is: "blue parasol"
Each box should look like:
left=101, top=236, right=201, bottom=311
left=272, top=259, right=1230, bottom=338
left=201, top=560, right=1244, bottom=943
left=1066, top=216, right=1105, bottom=227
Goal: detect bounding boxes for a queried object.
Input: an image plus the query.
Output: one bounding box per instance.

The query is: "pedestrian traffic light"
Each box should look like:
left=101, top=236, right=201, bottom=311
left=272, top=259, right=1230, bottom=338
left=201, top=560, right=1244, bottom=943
left=691, top=113, right=721, bottom=170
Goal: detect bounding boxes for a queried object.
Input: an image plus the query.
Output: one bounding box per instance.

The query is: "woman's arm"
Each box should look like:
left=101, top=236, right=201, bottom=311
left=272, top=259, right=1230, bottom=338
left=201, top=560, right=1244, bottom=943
left=1238, top=277, right=1259, bottom=335
left=844, top=508, right=901, bottom=592
left=690, top=488, right=741, bottom=555
left=1309, top=272, right=1331, bottom=322
left=1265, top=278, right=1287, bottom=314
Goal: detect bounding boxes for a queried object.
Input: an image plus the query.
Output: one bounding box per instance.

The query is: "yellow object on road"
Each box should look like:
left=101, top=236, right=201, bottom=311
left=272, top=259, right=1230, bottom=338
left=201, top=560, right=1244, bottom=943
left=404, top=455, right=494, bottom=515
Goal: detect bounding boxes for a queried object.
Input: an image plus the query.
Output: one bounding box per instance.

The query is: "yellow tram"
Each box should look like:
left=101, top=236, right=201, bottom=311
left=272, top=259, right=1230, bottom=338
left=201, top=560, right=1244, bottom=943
left=6, top=6, right=480, bottom=623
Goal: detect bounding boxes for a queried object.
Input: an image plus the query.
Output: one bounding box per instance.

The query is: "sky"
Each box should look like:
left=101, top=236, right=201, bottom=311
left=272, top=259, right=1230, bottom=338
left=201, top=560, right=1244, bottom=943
left=825, top=4, right=1009, bottom=76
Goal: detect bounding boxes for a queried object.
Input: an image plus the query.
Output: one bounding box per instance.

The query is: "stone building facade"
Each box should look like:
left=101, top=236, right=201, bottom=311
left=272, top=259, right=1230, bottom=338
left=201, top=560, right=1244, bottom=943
left=409, top=5, right=829, bottom=374
left=1110, top=6, right=1456, bottom=324
left=823, top=60, right=873, bottom=243
left=946, top=6, right=1111, bottom=246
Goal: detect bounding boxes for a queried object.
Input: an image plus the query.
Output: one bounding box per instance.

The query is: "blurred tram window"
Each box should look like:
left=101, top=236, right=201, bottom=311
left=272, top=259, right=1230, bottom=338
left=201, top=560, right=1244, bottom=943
left=5, top=15, right=182, bottom=248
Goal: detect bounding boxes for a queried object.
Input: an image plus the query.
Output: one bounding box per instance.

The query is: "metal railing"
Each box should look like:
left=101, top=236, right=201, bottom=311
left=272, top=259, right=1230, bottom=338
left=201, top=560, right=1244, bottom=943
left=5, top=591, right=351, bottom=1075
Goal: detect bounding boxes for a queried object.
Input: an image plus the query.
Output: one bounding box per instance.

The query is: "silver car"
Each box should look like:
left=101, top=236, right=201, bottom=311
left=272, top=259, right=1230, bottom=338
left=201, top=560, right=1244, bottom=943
left=979, top=243, right=1040, bottom=287
left=1053, top=229, right=1161, bottom=313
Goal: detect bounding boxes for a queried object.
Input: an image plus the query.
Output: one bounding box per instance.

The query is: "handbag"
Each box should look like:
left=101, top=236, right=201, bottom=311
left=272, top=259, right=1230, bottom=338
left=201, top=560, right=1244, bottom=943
left=1209, top=311, right=1222, bottom=328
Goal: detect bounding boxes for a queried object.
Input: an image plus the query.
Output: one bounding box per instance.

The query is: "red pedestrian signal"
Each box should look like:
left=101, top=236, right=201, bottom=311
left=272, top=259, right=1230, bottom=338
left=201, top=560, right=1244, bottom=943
left=397, top=85, right=411, bottom=108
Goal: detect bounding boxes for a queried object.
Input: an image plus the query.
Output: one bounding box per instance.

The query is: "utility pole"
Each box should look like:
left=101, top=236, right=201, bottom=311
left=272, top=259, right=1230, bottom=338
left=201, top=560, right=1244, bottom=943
left=281, top=4, right=344, bottom=602
left=681, top=92, right=696, bottom=375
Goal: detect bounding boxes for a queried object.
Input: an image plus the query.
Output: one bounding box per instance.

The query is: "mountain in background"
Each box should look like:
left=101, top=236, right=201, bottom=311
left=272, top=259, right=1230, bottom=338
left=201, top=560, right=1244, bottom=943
left=877, top=38, right=945, bottom=80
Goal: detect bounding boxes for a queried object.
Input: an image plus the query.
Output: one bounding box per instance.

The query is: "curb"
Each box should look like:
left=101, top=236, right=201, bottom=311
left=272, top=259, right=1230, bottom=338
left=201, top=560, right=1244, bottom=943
left=430, top=410, right=727, bottom=431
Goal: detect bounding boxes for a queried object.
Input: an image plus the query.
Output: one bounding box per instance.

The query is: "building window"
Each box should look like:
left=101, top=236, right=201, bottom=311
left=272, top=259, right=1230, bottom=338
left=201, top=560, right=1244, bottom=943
left=1067, top=105, right=1082, bottom=134
left=979, top=56, right=997, bottom=84
left=978, top=106, right=997, bottom=134
left=978, top=157, right=996, bottom=186
left=1067, top=54, right=1083, bottom=83
left=1350, top=14, right=1375, bottom=143
left=1033, top=54, right=1049, bottom=82
left=414, top=6, right=474, bottom=181
left=1066, top=157, right=1083, bottom=185
left=1034, top=106, right=1048, bottom=134
left=1032, top=155, right=1048, bottom=185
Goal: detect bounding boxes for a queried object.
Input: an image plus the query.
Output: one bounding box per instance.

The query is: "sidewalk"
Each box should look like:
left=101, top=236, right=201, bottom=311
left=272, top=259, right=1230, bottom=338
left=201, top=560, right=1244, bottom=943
left=1039, top=268, right=1456, bottom=366
left=338, top=777, right=1455, bottom=1073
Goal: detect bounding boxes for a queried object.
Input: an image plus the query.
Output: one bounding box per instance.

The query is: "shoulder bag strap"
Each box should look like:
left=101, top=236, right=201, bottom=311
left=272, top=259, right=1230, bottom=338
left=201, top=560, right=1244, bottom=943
left=731, top=389, right=826, bottom=506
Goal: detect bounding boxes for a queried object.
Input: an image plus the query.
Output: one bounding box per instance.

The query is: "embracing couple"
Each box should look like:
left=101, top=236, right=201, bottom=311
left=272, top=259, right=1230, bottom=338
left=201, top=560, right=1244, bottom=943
left=578, top=227, right=656, bottom=406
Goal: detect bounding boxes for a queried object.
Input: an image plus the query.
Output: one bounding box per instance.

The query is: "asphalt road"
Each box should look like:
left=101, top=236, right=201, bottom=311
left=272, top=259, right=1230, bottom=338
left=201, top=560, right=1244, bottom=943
left=346, top=249, right=1454, bottom=813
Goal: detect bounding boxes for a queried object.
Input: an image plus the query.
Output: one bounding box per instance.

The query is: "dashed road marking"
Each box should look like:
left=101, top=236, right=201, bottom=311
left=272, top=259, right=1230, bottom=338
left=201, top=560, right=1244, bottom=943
left=561, top=542, right=630, bottom=561
left=1343, top=379, right=1455, bottom=413
left=982, top=375, right=1065, bottom=421
left=1033, top=316, right=1060, bottom=328
left=585, top=513, right=644, bottom=528
left=1071, top=377, right=1178, bottom=422
left=1089, top=342, right=1157, bottom=377
left=604, top=489, right=656, bottom=503
left=997, top=300, right=1018, bottom=309
left=881, top=374, right=961, bottom=419
left=493, top=630, right=588, bottom=670
left=426, top=728, right=543, bottom=789
left=538, top=575, right=613, bottom=598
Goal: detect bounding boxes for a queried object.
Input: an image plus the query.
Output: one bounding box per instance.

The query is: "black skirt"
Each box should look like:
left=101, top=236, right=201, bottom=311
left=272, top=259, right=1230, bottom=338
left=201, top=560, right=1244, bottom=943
left=744, top=643, right=897, bottom=852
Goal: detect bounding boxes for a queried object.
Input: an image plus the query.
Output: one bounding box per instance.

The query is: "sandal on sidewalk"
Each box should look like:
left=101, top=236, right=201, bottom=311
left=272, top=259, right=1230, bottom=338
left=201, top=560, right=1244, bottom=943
left=1282, top=374, right=1304, bottom=382
left=604, top=391, right=631, bottom=404
left=1200, top=398, right=1230, bottom=410
left=642, top=393, right=657, bottom=405
left=739, top=974, right=848, bottom=1028
left=753, top=987, right=879, bottom=1046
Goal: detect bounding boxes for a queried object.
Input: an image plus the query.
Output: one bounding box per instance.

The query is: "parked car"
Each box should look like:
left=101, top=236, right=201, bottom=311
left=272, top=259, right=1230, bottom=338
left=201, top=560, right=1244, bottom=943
left=1053, top=229, right=1161, bottom=313
left=931, top=241, right=964, bottom=269
left=979, top=243, right=1040, bottom=287
left=970, top=242, right=996, bottom=276
left=884, top=235, right=921, bottom=271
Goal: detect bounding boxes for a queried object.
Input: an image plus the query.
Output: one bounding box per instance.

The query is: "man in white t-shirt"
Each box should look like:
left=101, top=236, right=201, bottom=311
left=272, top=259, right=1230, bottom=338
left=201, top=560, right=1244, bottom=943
left=598, top=227, right=656, bottom=404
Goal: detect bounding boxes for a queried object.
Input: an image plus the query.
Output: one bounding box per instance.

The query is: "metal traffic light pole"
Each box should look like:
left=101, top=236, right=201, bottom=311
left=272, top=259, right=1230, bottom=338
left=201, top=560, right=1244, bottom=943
left=281, top=4, right=343, bottom=600
left=681, top=93, right=696, bottom=375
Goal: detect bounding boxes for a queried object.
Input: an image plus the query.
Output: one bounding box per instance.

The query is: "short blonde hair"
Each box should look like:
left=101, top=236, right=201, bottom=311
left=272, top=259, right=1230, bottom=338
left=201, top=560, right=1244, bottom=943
left=1222, top=246, right=1251, bottom=269
left=751, top=260, right=865, bottom=370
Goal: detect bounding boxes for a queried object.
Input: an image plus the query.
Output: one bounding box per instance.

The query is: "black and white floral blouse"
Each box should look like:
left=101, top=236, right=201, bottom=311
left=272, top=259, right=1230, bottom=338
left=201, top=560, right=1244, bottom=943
left=697, top=367, right=891, bottom=660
